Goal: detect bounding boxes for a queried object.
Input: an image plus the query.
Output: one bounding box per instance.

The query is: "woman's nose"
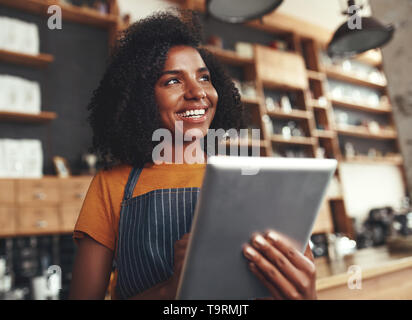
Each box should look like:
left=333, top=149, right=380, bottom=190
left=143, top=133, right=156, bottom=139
left=184, top=80, right=206, bottom=100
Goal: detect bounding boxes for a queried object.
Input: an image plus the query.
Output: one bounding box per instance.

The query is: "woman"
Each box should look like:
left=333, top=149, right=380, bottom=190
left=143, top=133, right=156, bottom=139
left=69, top=10, right=317, bottom=300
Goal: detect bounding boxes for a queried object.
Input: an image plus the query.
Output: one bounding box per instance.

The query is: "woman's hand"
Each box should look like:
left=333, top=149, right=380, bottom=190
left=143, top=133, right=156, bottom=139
left=242, top=230, right=317, bottom=300
left=166, top=232, right=191, bottom=295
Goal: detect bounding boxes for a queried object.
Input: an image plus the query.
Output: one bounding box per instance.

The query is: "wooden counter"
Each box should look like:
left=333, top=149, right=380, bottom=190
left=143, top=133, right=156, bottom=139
left=315, top=246, right=412, bottom=299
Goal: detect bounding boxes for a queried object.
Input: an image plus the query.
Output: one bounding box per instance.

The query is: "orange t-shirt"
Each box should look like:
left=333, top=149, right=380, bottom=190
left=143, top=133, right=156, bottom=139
left=73, top=162, right=206, bottom=299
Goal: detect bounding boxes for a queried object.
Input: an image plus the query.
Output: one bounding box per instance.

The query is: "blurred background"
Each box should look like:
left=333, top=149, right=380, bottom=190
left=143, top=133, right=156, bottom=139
left=1, top=0, right=412, bottom=299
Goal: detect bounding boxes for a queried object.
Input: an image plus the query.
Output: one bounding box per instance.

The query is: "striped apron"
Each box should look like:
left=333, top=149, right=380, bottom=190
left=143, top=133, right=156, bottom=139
left=114, top=167, right=200, bottom=300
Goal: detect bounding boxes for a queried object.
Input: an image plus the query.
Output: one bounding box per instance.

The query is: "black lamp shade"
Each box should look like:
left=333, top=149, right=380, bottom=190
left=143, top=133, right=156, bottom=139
left=328, top=17, right=395, bottom=58
left=206, top=0, right=283, bottom=24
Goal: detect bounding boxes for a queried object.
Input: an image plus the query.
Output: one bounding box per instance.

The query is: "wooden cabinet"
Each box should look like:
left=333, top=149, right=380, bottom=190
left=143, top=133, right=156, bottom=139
left=16, top=179, right=60, bottom=206
left=16, top=207, right=60, bottom=235
left=0, top=176, right=92, bottom=237
left=60, top=205, right=83, bottom=233
left=59, top=177, right=91, bottom=203
left=0, top=207, right=16, bottom=236
left=0, top=180, right=15, bottom=204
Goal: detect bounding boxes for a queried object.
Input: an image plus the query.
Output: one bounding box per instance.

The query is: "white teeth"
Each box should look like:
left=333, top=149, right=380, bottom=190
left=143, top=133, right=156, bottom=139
left=177, top=108, right=207, bottom=118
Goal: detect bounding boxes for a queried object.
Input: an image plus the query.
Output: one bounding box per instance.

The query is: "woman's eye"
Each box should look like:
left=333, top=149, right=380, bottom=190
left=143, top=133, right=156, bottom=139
left=165, top=78, right=179, bottom=85
left=200, top=74, right=210, bottom=81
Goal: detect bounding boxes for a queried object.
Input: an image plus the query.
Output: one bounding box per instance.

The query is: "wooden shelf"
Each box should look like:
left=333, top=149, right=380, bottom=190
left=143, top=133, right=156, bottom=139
left=336, top=124, right=398, bottom=140
left=203, top=45, right=254, bottom=67
left=312, top=129, right=335, bottom=139
left=309, top=99, right=329, bottom=110
left=343, top=155, right=403, bottom=166
left=330, top=98, right=392, bottom=114
left=0, top=49, right=54, bottom=68
left=0, top=111, right=57, bottom=123
left=324, top=66, right=387, bottom=89
left=354, top=49, right=383, bottom=67
left=307, top=69, right=325, bottom=81
left=241, top=96, right=260, bottom=106
left=262, top=79, right=304, bottom=92
left=271, top=134, right=316, bottom=146
left=0, top=0, right=118, bottom=29
left=223, top=139, right=268, bottom=148
left=267, top=109, right=311, bottom=120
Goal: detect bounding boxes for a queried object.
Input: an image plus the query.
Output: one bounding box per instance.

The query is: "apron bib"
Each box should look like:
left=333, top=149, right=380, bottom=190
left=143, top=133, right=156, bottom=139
left=114, top=167, right=200, bottom=299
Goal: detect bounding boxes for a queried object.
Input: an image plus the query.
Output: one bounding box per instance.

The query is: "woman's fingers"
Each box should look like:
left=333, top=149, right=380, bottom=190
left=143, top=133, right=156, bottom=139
left=249, top=233, right=312, bottom=294
left=304, top=244, right=315, bottom=263
left=265, top=231, right=316, bottom=277
left=243, top=244, right=302, bottom=300
left=248, top=263, right=282, bottom=300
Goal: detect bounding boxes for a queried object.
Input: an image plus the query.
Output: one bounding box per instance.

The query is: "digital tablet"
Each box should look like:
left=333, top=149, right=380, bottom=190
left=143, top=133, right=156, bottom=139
left=176, top=156, right=337, bottom=300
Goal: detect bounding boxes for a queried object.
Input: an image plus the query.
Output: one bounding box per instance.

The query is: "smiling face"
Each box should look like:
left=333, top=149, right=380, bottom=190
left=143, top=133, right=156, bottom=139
left=155, top=45, right=218, bottom=140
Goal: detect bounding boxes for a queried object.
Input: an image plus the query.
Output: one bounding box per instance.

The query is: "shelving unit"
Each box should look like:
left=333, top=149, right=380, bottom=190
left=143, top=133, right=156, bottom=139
left=176, top=0, right=407, bottom=238
left=0, top=0, right=121, bottom=241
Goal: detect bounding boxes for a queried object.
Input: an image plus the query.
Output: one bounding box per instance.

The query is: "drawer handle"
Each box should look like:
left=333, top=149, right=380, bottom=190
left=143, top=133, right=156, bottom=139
left=35, top=220, right=48, bottom=228
left=34, top=192, right=46, bottom=200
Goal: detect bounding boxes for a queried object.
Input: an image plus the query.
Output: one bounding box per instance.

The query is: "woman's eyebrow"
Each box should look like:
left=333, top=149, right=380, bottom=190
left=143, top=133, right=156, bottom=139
left=160, top=67, right=209, bottom=77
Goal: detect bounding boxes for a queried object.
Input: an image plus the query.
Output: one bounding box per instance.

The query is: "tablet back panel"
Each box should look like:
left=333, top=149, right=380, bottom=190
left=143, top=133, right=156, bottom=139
left=177, top=157, right=336, bottom=300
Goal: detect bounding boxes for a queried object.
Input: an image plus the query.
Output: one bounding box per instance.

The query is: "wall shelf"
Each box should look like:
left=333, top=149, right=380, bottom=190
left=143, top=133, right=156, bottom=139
left=241, top=96, right=260, bottom=106
left=330, top=98, right=392, bottom=114
left=202, top=45, right=254, bottom=66
left=0, top=111, right=57, bottom=123
left=271, top=135, right=316, bottom=146
left=307, top=69, right=325, bottom=81
left=0, top=0, right=118, bottom=29
left=223, top=139, right=268, bottom=148
left=262, top=79, right=304, bottom=92
left=309, top=99, right=329, bottom=110
left=267, top=109, right=311, bottom=120
left=312, top=129, right=335, bottom=139
left=0, top=49, right=54, bottom=68
left=324, top=66, right=387, bottom=89
left=336, top=125, right=398, bottom=140
left=342, top=155, right=403, bottom=166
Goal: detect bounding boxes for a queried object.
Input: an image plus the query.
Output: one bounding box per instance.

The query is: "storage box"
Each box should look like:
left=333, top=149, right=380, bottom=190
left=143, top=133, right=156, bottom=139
left=0, top=16, right=39, bottom=55
left=0, top=139, right=43, bottom=178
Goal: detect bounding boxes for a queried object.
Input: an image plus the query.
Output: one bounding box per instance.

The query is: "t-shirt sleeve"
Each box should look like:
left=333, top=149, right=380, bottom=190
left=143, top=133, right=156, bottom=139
left=73, top=170, right=116, bottom=251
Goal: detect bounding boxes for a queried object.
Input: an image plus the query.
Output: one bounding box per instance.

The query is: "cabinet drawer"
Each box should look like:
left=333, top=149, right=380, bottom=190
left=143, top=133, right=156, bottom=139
left=0, top=180, right=15, bottom=204
left=16, top=179, right=59, bottom=206
left=60, top=205, right=82, bottom=232
left=16, top=207, right=60, bottom=234
left=0, top=207, right=16, bottom=236
left=60, top=177, right=92, bottom=203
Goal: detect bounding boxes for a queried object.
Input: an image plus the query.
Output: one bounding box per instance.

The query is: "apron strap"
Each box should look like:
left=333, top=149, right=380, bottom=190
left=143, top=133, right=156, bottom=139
left=122, top=167, right=143, bottom=201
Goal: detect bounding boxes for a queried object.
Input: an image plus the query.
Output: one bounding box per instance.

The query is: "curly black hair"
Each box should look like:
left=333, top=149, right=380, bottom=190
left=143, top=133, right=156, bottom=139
left=87, top=9, right=245, bottom=169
